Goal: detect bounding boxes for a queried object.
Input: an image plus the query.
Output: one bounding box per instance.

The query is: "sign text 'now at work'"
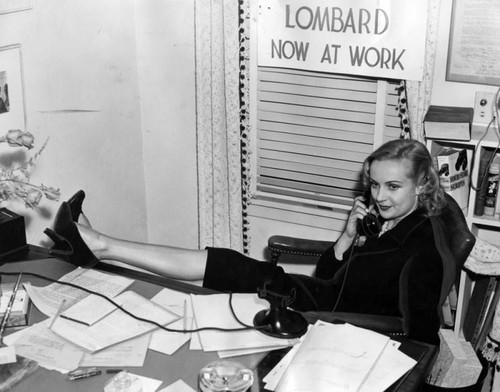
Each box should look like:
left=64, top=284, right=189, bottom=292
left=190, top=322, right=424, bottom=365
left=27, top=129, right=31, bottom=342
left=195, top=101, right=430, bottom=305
left=258, top=0, right=427, bottom=81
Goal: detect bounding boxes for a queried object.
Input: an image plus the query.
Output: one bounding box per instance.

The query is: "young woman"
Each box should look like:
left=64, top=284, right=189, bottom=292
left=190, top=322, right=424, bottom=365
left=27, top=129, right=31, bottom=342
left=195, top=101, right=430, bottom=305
left=45, top=138, right=447, bottom=344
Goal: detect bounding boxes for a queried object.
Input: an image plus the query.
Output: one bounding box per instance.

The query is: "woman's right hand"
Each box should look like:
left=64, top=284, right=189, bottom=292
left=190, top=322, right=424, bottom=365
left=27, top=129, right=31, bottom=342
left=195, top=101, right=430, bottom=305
left=333, top=195, right=371, bottom=258
left=344, top=195, right=371, bottom=239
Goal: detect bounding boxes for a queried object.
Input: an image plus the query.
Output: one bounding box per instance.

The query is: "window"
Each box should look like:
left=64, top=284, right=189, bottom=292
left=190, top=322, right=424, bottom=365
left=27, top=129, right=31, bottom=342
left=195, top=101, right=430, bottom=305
left=253, top=66, right=401, bottom=210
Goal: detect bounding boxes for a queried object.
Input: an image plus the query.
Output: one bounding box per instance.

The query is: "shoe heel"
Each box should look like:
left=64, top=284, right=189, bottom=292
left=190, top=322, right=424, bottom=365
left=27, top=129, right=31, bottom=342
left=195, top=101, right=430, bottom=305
left=47, top=203, right=99, bottom=268
left=44, top=228, right=72, bottom=258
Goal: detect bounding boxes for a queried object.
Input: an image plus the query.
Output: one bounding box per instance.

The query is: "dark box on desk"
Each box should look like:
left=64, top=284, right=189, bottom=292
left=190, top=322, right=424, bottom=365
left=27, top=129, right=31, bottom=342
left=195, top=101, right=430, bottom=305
left=0, top=208, right=28, bottom=258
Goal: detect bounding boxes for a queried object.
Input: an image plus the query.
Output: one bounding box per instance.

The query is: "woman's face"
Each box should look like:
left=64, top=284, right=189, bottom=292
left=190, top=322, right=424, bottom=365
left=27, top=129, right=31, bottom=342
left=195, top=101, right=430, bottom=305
left=369, top=158, right=420, bottom=222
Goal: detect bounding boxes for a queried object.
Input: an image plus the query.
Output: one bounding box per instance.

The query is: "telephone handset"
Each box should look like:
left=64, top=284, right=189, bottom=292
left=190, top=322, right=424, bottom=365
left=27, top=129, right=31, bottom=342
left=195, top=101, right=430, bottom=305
left=357, top=188, right=383, bottom=238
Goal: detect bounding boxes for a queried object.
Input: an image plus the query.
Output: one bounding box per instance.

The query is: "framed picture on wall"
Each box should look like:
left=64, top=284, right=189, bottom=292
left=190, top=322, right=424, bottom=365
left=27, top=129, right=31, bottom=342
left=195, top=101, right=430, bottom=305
left=0, top=45, right=27, bottom=133
left=446, top=0, right=500, bottom=86
left=0, top=0, right=32, bottom=14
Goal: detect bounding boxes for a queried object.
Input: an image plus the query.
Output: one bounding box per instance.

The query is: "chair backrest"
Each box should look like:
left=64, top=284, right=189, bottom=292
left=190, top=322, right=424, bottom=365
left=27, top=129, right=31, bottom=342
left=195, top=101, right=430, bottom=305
left=430, top=192, right=476, bottom=310
left=442, top=193, right=476, bottom=267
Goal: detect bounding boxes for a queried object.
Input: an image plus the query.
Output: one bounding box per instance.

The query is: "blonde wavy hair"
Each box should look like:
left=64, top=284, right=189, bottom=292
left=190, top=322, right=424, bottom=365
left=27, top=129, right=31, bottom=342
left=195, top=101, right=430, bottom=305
left=361, top=139, right=446, bottom=217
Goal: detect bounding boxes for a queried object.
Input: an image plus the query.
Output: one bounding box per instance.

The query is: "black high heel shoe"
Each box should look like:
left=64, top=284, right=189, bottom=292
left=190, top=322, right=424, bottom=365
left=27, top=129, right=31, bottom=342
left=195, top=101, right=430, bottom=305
left=67, top=190, right=85, bottom=222
left=45, top=202, right=99, bottom=268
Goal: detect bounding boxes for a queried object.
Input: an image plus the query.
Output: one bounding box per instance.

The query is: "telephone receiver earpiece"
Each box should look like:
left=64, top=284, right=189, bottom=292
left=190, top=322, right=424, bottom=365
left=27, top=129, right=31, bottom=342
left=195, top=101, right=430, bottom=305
left=358, top=213, right=382, bottom=238
left=357, top=188, right=383, bottom=238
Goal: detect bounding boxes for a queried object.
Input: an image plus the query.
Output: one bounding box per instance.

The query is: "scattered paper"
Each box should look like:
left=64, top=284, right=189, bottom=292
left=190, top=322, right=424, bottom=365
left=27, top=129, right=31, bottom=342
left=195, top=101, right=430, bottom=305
left=263, top=322, right=416, bottom=392
left=359, top=340, right=416, bottom=392
left=158, top=379, right=196, bottom=392
left=105, top=371, right=163, bottom=392
left=51, top=291, right=180, bottom=353
left=189, top=315, right=202, bottom=351
left=149, top=317, right=191, bottom=355
left=24, top=268, right=134, bottom=318
left=80, top=333, right=151, bottom=367
left=149, top=288, right=192, bottom=355
left=0, top=346, right=16, bottom=365
left=10, top=322, right=83, bottom=373
left=61, top=294, right=123, bottom=326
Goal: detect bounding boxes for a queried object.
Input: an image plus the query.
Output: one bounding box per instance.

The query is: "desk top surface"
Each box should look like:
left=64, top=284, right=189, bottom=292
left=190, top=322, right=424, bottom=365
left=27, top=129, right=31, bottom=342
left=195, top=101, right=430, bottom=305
left=0, top=252, right=438, bottom=392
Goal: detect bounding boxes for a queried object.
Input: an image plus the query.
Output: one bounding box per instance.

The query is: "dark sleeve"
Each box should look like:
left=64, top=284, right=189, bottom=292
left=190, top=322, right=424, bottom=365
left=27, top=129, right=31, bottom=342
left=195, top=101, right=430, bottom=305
left=400, top=247, right=442, bottom=345
left=314, top=244, right=348, bottom=280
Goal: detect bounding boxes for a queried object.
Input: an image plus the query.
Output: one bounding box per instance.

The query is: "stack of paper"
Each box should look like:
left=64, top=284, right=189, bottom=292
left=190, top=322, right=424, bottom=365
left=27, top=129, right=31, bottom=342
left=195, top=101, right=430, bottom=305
left=263, top=322, right=417, bottom=392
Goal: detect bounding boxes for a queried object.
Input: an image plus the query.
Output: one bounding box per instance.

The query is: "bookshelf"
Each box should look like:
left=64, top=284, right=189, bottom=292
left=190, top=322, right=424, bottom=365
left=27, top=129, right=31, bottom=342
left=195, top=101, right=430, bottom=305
left=427, top=123, right=500, bottom=337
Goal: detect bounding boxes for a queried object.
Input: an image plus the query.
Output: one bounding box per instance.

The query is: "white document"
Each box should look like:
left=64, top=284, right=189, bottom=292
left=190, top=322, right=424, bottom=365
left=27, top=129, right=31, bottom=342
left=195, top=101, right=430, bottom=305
left=51, top=290, right=179, bottom=353
left=80, top=333, right=151, bottom=367
left=9, top=322, right=84, bottom=373
left=148, top=288, right=192, bottom=355
left=191, top=293, right=298, bottom=352
left=24, top=268, right=134, bottom=318
left=149, top=317, right=191, bottom=355
left=61, top=294, right=123, bottom=326
left=105, top=372, right=163, bottom=392
left=158, top=379, right=196, bottom=392
left=264, top=326, right=415, bottom=392
left=359, top=340, right=416, bottom=392
left=189, top=313, right=203, bottom=351
left=275, top=323, right=390, bottom=392
left=0, top=346, right=16, bottom=365
left=217, top=344, right=292, bottom=359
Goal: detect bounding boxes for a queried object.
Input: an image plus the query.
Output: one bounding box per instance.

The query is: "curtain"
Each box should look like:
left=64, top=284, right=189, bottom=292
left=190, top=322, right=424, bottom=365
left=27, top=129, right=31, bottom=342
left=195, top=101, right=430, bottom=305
left=195, top=0, right=244, bottom=251
left=406, top=0, right=441, bottom=142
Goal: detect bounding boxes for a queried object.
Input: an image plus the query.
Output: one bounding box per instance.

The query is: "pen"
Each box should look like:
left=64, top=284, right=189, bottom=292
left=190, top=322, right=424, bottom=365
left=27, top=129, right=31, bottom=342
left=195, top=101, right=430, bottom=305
left=183, top=299, right=187, bottom=330
left=106, top=368, right=124, bottom=374
left=0, top=273, right=22, bottom=346
left=69, top=369, right=102, bottom=380
left=50, top=298, right=67, bottom=329
left=60, top=314, right=90, bottom=326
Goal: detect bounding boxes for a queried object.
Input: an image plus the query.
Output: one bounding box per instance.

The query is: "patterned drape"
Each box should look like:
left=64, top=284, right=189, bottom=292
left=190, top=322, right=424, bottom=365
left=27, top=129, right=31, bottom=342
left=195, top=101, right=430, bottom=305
left=405, top=0, right=441, bottom=141
left=195, top=0, right=244, bottom=252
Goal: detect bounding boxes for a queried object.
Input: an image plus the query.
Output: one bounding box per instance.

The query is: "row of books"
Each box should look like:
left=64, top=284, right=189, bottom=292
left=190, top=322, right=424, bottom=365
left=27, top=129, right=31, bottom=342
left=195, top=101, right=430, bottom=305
left=462, top=275, right=500, bottom=352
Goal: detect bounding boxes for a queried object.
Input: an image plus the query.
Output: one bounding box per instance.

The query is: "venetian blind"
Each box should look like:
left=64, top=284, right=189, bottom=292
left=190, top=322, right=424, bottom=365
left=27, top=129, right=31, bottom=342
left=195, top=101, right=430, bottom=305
left=256, top=67, right=401, bottom=206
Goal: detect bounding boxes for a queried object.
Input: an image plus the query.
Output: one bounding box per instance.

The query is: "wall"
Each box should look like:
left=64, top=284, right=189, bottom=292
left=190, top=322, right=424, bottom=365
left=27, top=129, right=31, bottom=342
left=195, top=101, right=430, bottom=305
left=0, top=0, right=199, bottom=249
left=135, top=0, right=198, bottom=248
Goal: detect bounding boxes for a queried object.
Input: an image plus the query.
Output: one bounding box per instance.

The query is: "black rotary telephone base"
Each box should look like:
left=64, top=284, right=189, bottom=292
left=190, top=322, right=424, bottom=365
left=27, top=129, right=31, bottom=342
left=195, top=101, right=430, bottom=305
left=253, top=307, right=308, bottom=339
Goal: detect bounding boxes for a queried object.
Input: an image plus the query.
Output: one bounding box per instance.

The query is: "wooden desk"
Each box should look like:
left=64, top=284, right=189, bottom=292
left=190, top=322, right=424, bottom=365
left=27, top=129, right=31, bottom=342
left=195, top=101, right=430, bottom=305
left=0, top=253, right=438, bottom=392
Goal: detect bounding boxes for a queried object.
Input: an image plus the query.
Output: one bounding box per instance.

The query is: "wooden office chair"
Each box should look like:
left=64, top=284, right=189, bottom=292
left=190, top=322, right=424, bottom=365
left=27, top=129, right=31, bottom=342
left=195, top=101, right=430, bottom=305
left=267, top=193, right=476, bottom=336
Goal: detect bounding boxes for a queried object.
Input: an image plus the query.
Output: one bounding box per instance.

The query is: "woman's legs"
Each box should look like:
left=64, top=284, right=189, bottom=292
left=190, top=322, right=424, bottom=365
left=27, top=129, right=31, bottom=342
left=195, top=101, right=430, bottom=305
left=75, top=219, right=208, bottom=281
left=51, top=201, right=334, bottom=311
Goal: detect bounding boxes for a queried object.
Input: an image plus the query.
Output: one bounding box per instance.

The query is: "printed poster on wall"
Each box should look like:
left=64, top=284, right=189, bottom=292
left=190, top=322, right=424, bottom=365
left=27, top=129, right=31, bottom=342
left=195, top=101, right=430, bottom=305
left=258, top=0, right=427, bottom=81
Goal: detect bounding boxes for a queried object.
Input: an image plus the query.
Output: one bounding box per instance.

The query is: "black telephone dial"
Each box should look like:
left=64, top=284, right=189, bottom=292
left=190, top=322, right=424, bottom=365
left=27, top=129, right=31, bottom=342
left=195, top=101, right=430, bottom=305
left=357, top=188, right=383, bottom=238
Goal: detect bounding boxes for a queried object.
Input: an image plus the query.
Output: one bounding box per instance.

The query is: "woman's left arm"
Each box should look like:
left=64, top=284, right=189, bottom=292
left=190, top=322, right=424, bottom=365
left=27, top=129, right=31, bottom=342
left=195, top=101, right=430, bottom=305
left=403, top=246, right=443, bottom=345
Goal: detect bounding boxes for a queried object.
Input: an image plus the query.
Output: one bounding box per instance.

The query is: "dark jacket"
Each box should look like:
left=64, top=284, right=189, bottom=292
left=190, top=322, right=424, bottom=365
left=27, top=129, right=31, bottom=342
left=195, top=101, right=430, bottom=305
left=315, top=209, right=443, bottom=344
